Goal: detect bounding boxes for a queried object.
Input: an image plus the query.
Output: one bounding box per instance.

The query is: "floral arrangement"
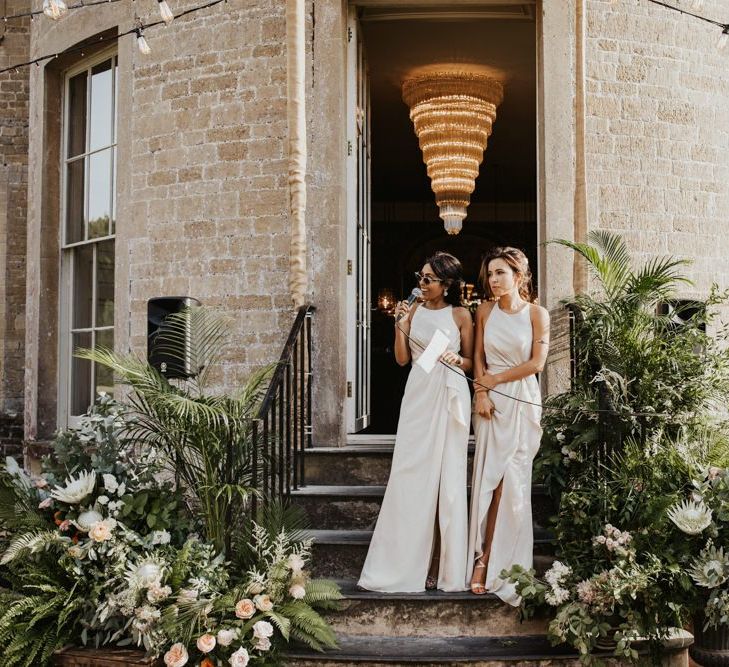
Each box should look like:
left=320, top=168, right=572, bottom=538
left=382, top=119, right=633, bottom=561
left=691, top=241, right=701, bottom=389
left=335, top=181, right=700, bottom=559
left=509, top=233, right=729, bottom=664
left=0, top=396, right=341, bottom=667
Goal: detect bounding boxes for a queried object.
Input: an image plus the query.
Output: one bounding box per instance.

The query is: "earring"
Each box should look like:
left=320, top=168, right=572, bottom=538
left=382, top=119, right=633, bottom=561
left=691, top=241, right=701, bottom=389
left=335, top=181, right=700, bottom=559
left=444, top=289, right=449, bottom=296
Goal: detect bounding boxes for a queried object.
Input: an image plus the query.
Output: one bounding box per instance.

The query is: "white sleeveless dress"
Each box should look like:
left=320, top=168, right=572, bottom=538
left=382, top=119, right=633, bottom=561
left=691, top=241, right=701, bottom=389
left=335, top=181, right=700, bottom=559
left=358, top=305, right=471, bottom=593
left=467, top=302, right=542, bottom=605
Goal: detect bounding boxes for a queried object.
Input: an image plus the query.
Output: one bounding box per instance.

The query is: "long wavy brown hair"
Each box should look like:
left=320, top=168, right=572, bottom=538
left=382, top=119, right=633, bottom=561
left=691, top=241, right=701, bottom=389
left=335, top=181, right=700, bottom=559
left=478, top=247, right=534, bottom=302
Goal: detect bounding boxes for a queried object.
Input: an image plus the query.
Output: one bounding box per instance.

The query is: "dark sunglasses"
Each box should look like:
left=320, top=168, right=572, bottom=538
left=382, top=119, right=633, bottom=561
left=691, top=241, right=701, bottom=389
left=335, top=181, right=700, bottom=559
left=414, top=272, right=443, bottom=286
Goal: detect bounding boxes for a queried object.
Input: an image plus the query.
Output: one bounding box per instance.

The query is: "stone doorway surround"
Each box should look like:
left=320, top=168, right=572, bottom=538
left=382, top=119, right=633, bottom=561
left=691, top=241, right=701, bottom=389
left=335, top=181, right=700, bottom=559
left=308, top=0, right=580, bottom=445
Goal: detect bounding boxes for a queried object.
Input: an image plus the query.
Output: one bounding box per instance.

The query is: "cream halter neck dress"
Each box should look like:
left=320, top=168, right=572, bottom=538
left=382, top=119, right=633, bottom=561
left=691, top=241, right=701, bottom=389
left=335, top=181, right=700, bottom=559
left=467, top=301, right=543, bottom=605
left=358, top=304, right=471, bottom=593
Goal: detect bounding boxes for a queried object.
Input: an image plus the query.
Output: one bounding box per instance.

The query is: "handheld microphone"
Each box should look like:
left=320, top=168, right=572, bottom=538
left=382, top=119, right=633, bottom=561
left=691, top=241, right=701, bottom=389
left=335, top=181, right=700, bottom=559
left=396, top=287, right=422, bottom=322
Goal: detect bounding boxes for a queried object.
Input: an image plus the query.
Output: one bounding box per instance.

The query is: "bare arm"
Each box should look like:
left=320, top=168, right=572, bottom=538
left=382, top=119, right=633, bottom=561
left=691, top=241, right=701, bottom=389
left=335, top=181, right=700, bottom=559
left=393, top=301, right=418, bottom=366
left=451, top=307, right=474, bottom=374
left=473, top=303, right=491, bottom=391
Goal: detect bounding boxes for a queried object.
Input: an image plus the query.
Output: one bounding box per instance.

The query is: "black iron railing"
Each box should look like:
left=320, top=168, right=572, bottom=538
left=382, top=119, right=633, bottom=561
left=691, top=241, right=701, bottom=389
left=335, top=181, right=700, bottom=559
left=252, top=305, right=314, bottom=502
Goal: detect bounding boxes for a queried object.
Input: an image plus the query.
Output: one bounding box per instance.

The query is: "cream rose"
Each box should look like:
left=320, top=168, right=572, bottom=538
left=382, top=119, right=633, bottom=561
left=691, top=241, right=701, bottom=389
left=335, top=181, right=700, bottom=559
left=216, top=628, right=238, bottom=646
left=289, top=583, right=306, bottom=600
left=253, top=636, right=271, bottom=651
left=89, top=519, right=114, bottom=542
left=253, top=594, right=273, bottom=612
left=229, top=647, right=250, bottom=667
left=163, top=642, right=189, bottom=667
left=287, top=553, right=305, bottom=573
left=234, top=598, right=256, bottom=619
left=252, top=620, right=274, bottom=639
left=196, top=634, right=216, bottom=653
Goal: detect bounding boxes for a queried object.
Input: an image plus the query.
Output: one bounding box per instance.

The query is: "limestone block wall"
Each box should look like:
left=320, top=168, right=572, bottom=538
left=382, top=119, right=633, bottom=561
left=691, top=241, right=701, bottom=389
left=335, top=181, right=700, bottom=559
left=0, top=1, right=29, bottom=416
left=26, top=0, right=300, bottom=437
left=121, top=0, right=294, bottom=393
left=585, top=0, right=729, bottom=294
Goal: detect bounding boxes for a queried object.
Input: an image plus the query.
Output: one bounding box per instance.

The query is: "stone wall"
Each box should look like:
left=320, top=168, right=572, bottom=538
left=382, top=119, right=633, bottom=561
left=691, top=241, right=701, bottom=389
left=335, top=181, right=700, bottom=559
left=0, top=0, right=29, bottom=418
left=585, top=0, right=729, bottom=294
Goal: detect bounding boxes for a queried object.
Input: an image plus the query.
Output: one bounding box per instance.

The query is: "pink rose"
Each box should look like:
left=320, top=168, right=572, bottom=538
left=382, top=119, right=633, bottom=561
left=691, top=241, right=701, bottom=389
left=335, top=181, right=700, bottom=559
left=196, top=634, right=216, bottom=653
left=289, top=584, right=306, bottom=599
left=38, top=497, right=52, bottom=509
left=252, top=620, right=274, bottom=639
left=254, top=636, right=271, bottom=651
left=163, top=642, right=189, bottom=667
left=234, top=598, right=256, bottom=619
left=58, top=519, right=71, bottom=532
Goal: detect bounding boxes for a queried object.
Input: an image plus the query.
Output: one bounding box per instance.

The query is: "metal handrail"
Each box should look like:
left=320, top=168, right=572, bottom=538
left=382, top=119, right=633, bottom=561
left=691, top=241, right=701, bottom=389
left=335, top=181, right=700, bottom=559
left=252, top=305, right=314, bottom=502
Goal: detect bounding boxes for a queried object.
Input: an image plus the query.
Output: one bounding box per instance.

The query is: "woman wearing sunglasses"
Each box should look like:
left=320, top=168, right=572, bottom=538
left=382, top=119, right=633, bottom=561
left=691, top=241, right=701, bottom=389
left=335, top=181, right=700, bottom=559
left=467, top=247, right=549, bottom=602
left=358, top=252, right=473, bottom=593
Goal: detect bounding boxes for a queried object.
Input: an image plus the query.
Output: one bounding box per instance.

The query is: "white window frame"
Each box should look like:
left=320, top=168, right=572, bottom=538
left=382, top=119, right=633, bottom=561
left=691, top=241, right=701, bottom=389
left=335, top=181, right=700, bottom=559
left=58, top=48, right=118, bottom=428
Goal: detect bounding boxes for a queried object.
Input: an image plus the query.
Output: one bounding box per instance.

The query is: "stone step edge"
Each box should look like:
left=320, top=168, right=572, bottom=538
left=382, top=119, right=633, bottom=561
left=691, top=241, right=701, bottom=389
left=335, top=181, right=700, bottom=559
left=291, top=483, right=549, bottom=497
left=331, top=578, right=501, bottom=602
left=284, top=630, right=693, bottom=663
left=305, top=528, right=554, bottom=546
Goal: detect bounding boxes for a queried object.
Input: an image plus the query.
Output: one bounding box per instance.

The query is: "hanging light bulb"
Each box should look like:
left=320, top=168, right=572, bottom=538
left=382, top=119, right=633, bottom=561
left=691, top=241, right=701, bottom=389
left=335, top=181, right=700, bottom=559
left=136, top=28, right=151, bottom=55
left=42, top=0, right=68, bottom=20
left=157, top=0, right=174, bottom=24
left=718, top=26, right=729, bottom=51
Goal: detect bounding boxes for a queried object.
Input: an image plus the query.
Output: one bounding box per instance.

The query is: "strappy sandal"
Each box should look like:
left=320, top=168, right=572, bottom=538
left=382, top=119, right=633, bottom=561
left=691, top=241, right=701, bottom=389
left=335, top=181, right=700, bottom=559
left=425, top=557, right=440, bottom=590
left=470, top=556, right=488, bottom=595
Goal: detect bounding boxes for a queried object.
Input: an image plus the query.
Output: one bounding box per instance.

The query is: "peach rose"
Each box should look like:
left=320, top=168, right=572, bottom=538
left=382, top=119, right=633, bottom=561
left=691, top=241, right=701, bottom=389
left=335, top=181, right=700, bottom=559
left=234, top=598, right=256, bottom=619
left=89, top=519, right=113, bottom=542
left=163, top=642, right=189, bottom=667
left=196, top=634, right=215, bottom=653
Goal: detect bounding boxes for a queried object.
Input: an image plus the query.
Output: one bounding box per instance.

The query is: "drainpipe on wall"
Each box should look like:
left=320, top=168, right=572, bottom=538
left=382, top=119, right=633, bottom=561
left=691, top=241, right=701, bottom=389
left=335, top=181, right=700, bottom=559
left=573, top=0, right=588, bottom=294
left=286, top=0, right=308, bottom=308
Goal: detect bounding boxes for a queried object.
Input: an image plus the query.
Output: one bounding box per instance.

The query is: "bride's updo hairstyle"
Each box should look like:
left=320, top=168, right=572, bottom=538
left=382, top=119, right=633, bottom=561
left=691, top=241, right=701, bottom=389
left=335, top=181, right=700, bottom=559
left=478, top=247, right=534, bottom=302
left=424, top=251, right=464, bottom=307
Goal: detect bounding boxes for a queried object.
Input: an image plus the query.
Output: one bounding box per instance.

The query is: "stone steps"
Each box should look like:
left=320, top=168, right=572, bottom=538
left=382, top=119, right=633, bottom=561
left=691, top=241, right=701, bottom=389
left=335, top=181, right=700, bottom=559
left=323, top=580, right=547, bottom=638
left=304, top=529, right=555, bottom=579
left=291, top=483, right=555, bottom=530
left=285, top=633, right=693, bottom=666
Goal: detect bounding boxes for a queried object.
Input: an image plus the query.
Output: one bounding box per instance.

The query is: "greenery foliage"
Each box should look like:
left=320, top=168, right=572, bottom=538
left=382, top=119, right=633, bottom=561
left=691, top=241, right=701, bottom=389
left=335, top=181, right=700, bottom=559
left=0, top=307, right=341, bottom=666
left=506, top=232, right=729, bottom=664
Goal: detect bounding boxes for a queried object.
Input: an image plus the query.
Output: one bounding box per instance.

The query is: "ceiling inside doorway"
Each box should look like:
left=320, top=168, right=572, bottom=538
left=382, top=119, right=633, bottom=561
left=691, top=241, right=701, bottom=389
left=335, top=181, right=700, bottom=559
left=362, top=13, right=537, bottom=206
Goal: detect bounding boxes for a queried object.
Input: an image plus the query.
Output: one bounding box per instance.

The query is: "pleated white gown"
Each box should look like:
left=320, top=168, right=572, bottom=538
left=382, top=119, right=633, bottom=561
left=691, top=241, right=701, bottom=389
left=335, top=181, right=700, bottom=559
left=358, top=305, right=471, bottom=593
left=467, top=302, right=542, bottom=606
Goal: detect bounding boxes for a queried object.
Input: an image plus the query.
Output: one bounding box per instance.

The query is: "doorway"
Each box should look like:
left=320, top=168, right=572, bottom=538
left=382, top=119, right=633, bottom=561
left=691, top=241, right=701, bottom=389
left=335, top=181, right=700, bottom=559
left=346, top=4, right=538, bottom=434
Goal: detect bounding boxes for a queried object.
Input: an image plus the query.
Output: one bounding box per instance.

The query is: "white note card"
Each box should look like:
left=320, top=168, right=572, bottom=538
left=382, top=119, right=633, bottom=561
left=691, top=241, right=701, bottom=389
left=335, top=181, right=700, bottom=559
left=415, top=329, right=450, bottom=374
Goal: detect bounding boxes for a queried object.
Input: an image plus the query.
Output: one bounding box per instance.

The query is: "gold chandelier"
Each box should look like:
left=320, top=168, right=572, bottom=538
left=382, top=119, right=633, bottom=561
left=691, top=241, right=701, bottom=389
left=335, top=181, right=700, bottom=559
left=402, top=72, right=503, bottom=235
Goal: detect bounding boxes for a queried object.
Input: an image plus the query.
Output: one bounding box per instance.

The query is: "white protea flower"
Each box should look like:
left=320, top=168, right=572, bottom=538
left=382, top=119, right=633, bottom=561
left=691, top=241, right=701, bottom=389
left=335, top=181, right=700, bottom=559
left=668, top=499, right=713, bottom=535
left=127, top=559, right=163, bottom=588
left=76, top=509, right=104, bottom=531
left=50, top=471, right=96, bottom=504
left=690, top=545, right=729, bottom=588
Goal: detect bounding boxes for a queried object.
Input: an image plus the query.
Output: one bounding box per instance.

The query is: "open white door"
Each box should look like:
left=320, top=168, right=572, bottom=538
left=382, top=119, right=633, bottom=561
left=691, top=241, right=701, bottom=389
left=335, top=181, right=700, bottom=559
left=345, top=7, right=372, bottom=433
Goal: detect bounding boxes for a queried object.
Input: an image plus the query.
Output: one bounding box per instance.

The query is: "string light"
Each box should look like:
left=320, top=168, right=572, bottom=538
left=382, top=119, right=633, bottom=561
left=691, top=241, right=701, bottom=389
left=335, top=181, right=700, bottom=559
left=643, top=0, right=729, bottom=52
left=135, top=27, right=151, bottom=54
left=42, top=0, right=68, bottom=20
left=157, top=0, right=174, bottom=24
left=719, top=26, right=729, bottom=51
left=0, top=0, right=226, bottom=74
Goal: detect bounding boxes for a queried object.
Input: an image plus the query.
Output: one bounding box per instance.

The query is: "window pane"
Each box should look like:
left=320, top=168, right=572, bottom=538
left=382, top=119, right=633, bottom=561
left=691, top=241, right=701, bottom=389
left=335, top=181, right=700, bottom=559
left=89, top=60, right=113, bottom=152
left=72, top=244, right=94, bottom=329
left=95, top=329, right=114, bottom=398
left=71, top=331, right=92, bottom=416
left=111, top=147, right=116, bottom=234
left=67, top=72, right=87, bottom=159
left=88, top=149, right=111, bottom=238
left=96, top=241, right=114, bottom=327
left=65, top=158, right=85, bottom=243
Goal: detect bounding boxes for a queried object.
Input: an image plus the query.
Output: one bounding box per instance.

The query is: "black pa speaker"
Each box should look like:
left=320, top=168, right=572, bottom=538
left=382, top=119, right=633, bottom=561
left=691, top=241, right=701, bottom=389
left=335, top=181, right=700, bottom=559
left=147, top=296, right=201, bottom=379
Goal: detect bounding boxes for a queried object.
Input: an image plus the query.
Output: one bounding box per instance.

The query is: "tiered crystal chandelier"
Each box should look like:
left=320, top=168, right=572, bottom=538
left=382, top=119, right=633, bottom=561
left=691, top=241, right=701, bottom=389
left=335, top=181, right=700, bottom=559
left=402, top=72, right=503, bottom=235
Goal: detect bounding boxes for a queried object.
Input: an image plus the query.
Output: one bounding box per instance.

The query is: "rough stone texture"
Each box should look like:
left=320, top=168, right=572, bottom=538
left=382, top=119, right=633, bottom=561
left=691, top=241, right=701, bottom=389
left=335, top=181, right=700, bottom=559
left=585, top=0, right=729, bottom=298
left=0, top=0, right=29, bottom=418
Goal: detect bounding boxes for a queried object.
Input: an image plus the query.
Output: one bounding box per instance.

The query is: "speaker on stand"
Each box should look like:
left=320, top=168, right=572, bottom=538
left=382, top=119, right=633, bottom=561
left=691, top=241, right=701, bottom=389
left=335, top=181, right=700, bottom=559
left=147, top=296, right=201, bottom=379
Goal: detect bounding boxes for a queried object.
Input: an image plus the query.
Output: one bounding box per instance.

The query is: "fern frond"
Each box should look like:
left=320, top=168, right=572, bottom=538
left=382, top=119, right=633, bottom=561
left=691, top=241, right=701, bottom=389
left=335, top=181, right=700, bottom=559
left=1, top=530, right=68, bottom=565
